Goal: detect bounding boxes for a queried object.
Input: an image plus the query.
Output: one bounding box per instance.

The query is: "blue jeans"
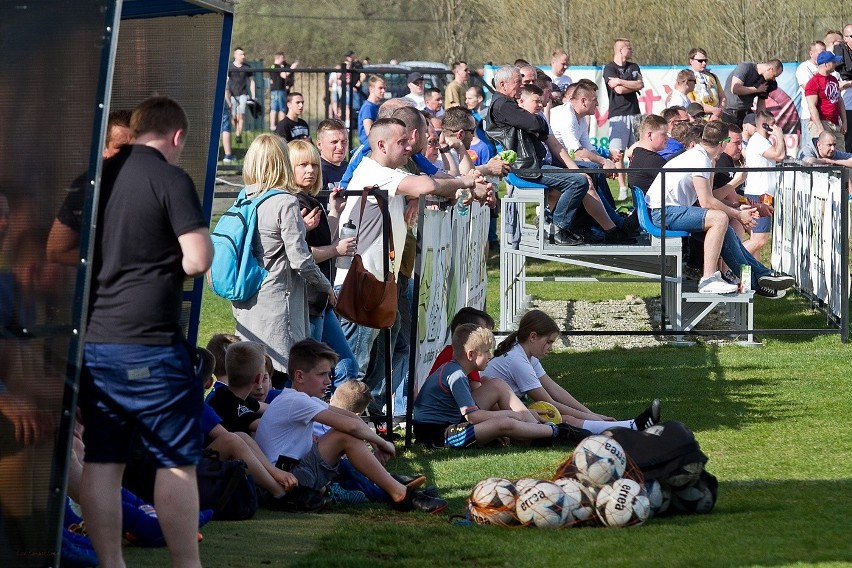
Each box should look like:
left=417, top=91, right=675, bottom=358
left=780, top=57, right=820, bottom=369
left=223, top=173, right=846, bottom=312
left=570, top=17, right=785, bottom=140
left=392, top=277, right=414, bottom=416
left=652, top=206, right=770, bottom=288
left=336, top=283, right=381, bottom=380
left=576, top=161, right=622, bottom=227
left=270, top=90, right=286, bottom=112
left=538, top=165, right=589, bottom=231
left=309, top=306, right=359, bottom=388
left=362, top=275, right=410, bottom=414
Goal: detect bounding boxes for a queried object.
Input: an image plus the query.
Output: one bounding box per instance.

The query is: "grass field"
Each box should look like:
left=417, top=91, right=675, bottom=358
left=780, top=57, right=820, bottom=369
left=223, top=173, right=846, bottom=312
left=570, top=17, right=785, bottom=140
left=147, top=210, right=852, bottom=567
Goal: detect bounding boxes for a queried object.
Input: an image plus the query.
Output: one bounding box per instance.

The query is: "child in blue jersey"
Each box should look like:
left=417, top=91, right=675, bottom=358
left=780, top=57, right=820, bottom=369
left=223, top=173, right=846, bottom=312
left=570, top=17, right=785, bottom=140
left=413, top=324, right=574, bottom=448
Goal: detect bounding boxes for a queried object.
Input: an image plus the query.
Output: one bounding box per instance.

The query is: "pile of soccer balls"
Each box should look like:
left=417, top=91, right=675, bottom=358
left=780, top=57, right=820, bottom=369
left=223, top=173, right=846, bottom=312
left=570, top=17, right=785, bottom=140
left=468, top=435, right=658, bottom=529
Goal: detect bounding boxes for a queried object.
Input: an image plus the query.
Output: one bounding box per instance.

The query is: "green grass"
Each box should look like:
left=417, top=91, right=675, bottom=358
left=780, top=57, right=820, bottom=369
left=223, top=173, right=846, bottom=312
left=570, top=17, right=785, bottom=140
left=181, top=231, right=851, bottom=568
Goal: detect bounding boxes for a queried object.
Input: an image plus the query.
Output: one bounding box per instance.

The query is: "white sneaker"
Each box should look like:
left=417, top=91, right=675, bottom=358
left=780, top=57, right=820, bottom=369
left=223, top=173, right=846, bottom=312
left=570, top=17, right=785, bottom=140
left=698, top=272, right=739, bottom=294
left=617, top=187, right=629, bottom=201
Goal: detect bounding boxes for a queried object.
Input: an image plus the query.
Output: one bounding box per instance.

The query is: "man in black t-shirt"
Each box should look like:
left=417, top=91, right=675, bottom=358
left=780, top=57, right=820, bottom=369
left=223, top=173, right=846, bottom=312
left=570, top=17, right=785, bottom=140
left=269, top=52, right=298, bottom=131
left=227, top=47, right=256, bottom=142
left=78, top=96, right=213, bottom=567
left=604, top=38, right=644, bottom=200
left=628, top=115, right=668, bottom=193
left=275, top=91, right=310, bottom=142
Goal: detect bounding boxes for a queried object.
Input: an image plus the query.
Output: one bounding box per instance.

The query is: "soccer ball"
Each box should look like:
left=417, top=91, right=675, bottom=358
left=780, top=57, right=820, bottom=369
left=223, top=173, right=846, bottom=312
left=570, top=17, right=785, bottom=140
left=553, top=477, right=596, bottom=524
left=664, top=462, right=705, bottom=489
left=515, top=481, right=570, bottom=528
left=644, top=424, right=665, bottom=436
left=514, top=478, right=541, bottom=494
left=527, top=401, right=562, bottom=424
left=468, top=478, right=518, bottom=526
left=669, top=476, right=716, bottom=515
left=573, top=435, right=628, bottom=487
left=644, top=479, right=669, bottom=516
left=595, top=478, right=650, bottom=528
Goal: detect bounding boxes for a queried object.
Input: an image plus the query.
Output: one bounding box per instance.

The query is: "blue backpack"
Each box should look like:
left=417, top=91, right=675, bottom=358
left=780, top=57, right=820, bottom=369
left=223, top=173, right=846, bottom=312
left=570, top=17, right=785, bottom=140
left=208, top=187, right=284, bottom=302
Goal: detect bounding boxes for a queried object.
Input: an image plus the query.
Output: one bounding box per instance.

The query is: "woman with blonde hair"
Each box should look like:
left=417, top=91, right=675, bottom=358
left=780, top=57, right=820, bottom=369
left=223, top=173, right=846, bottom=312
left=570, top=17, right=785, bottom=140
left=287, top=139, right=358, bottom=385
left=483, top=309, right=661, bottom=435
left=232, top=134, right=334, bottom=375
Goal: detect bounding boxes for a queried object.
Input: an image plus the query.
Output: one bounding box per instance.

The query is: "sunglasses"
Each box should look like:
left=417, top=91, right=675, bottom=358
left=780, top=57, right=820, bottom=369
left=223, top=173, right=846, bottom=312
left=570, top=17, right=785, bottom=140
left=427, top=138, right=440, bottom=147
left=692, top=58, right=708, bottom=63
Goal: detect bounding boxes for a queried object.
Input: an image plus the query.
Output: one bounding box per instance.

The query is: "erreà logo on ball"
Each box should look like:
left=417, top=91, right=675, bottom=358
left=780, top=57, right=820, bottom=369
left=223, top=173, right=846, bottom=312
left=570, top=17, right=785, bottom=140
left=613, top=482, right=632, bottom=511
left=518, top=490, right=545, bottom=511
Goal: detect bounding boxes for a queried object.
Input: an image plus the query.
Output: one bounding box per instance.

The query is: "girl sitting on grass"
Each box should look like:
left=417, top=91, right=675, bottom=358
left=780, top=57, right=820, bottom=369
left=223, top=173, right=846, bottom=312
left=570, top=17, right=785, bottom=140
left=483, top=309, right=661, bottom=436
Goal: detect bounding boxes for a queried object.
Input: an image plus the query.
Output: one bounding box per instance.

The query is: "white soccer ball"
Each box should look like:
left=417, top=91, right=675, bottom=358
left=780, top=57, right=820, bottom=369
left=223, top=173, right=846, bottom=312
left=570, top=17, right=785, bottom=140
left=644, top=424, right=666, bottom=436
left=595, top=478, right=650, bottom=527
left=554, top=477, right=596, bottom=524
left=573, top=435, right=628, bottom=488
left=514, top=478, right=541, bottom=494
left=515, top=480, right=570, bottom=528
left=468, top=477, right=518, bottom=526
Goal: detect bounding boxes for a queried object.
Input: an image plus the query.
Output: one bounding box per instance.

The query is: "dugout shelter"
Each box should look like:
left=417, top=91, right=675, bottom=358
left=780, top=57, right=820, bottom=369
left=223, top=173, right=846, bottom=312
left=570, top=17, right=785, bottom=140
left=0, top=1, right=233, bottom=564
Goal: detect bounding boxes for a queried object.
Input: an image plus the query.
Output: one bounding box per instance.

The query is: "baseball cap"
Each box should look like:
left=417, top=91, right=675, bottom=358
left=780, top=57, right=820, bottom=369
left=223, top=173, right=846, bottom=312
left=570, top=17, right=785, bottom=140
left=343, top=49, right=355, bottom=57
left=817, top=51, right=843, bottom=65
left=686, top=102, right=708, bottom=118
left=407, top=72, right=424, bottom=83
left=742, top=113, right=756, bottom=126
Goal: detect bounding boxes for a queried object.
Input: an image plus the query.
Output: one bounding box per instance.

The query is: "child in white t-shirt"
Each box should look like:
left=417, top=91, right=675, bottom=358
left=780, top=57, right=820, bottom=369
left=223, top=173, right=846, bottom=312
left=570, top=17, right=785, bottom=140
left=255, top=339, right=447, bottom=514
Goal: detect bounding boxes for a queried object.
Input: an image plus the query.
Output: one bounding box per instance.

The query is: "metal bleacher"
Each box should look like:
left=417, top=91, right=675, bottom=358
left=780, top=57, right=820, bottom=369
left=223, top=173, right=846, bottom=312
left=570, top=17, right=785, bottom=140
left=499, top=182, right=756, bottom=344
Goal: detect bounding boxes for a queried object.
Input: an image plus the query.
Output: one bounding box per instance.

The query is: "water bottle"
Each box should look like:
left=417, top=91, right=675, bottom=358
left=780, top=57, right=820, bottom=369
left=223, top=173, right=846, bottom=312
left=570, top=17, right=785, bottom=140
left=456, top=188, right=471, bottom=217
left=337, top=219, right=357, bottom=269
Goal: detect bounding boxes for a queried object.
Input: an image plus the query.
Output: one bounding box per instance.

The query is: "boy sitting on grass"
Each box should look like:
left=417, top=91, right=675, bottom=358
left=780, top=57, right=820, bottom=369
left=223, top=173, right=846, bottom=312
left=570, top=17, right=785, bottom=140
left=206, top=341, right=268, bottom=434
left=413, top=324, right=575, bottom=448
left=204, top=333, right=240, bottom=398
left=193, top=347, right=325, bottom=512
left=255, top=339, right=447, bottom=514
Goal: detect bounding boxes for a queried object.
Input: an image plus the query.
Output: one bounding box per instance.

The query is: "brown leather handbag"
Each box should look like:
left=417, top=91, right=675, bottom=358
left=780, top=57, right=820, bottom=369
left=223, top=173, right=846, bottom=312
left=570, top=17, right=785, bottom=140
left=334, top=187, right=398, bottom=329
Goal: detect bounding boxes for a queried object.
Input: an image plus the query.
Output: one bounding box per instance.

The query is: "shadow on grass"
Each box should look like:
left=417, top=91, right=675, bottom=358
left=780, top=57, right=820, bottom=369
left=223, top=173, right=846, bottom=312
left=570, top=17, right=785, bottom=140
left=230, top=478, right=850, bottom=568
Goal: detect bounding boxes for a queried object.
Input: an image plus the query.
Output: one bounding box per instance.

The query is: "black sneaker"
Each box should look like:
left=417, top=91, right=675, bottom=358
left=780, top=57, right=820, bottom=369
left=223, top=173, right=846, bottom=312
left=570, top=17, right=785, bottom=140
left=552, top=228, right=585, bottom=246
left=267, top=486, right=328, bottom=513
left=557, top=423, right=593, bottom=443
left=604, top=227, right=638, bottom=244
left=755, top=286, right=786, bottom=300
left=391, top=487, right=448, bottom=514
left=757, top=272, right=795, bottom=291
left=634, top=399, right=661, bottom=431
left=236, top=134, right=243, bottom=144
left=390, top=473, right=427, bottom=490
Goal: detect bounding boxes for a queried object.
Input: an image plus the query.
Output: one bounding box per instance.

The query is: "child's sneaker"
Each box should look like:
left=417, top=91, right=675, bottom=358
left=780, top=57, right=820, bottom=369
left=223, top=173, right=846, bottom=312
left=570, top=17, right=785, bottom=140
left=329, top=482, right=369, bottom=505
left=391, top=487, right=448, bottom=514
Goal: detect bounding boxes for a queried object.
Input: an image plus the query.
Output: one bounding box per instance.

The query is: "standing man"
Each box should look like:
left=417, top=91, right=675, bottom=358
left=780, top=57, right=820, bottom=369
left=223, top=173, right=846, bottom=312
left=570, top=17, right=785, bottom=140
left=742, top=110, right=786, bottom=257
left=548, top=49, right=572, bottom=93
left=833, top=23, right=852, bottom=151
left=78, top=96, right=213, bottom=567
left=796, top=41, right=826, bottom=90
left=275, top=92, right=310, bottom=142
left=444, top=61, right=470, bottom=109
left=687, top=48, right=725, bottom=119
left=722, top=59, right=783, bottom=126
left=227, top=47, right=256, bottom=144
left=402, top=72, right=426, bottom=110
left=603, top=38, right=644, bottom=201
left=269, top=52, right=297, bottom=131
left=358, top=75, right=386, bottom=146
left=424, top=87, right=445, bottom=119
left=804, top=51, right=847, bottom=151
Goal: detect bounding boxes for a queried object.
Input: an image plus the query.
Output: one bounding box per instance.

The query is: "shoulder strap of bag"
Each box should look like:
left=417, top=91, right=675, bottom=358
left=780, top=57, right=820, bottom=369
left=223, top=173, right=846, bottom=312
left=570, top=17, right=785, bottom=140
left=355, top=185, right=395, bottom=266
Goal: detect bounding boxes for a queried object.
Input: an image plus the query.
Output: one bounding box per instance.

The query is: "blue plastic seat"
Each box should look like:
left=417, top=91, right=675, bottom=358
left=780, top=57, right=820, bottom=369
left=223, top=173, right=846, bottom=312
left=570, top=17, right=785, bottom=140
left=632, top=187, right=690, bottom=238
left=506, top=172, right=547, bottom=190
